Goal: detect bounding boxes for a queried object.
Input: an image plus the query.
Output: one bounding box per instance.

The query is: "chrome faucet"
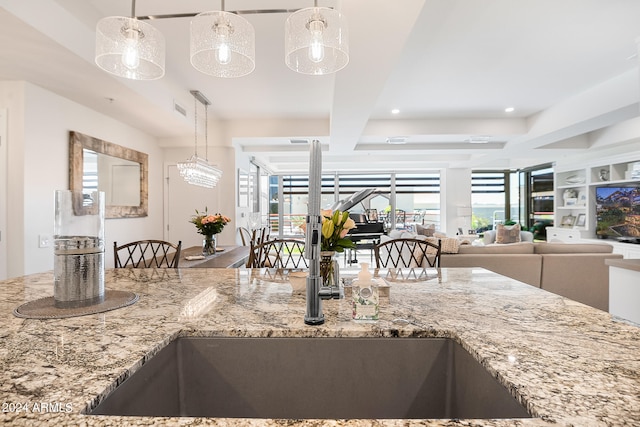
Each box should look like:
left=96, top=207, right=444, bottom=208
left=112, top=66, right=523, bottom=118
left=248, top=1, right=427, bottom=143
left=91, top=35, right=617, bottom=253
left=304, top=140, right=339, bottom=325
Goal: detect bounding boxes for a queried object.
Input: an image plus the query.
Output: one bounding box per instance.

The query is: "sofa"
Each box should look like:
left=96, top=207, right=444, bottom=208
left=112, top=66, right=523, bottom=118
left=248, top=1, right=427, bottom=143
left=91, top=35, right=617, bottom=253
left=440, top=241, right=623, bottom=312
left=385, top=228, right=622, bottom=312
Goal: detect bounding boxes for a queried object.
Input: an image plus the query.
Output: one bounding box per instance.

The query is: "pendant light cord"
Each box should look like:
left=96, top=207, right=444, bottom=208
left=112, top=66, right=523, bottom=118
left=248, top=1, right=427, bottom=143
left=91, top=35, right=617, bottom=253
left=193, top=94, right=199, bottom=158
left=130, top=0, right=136, bottom=18
left=192, top=92, right=210, bottom=161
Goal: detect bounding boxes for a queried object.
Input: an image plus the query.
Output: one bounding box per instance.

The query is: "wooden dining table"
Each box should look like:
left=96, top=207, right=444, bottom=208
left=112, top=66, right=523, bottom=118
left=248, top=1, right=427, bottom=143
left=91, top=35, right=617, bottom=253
left=178, top=245, right=250, bottom=268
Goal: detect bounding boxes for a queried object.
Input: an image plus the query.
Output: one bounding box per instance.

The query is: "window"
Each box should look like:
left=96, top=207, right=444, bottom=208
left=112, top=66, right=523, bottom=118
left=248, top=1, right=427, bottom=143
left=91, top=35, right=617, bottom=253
left=337, top=173, right=391, bottom=216
left=471, top=171, right=507, bottom=231
left=273, top=174, right=336, bottom=236
left=272, top=172, right=441, bottom=237
left=471, top=170, right=523, bottom=232
left=395, top=173, right=440, bottom=230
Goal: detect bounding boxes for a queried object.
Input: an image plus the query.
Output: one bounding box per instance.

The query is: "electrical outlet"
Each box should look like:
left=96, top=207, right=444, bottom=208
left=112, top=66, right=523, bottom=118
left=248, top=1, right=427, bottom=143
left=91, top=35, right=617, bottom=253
left=39, top=234, right=52, bottom=248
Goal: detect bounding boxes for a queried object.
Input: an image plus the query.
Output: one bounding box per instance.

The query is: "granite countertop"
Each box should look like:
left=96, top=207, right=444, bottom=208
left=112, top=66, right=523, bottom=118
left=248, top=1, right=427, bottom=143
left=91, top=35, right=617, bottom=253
left=1, top=267, right=639, bottom=426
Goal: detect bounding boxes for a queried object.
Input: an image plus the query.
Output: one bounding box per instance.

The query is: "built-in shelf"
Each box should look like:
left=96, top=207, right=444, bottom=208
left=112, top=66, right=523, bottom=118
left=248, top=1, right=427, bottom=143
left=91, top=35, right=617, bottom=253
left=554, top=158, right=640, bottom=236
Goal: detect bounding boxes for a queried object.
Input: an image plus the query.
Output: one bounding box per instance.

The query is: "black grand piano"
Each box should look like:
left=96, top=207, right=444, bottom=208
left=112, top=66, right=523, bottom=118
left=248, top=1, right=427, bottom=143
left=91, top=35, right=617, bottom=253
left=332, top=189, right=385, bottom=264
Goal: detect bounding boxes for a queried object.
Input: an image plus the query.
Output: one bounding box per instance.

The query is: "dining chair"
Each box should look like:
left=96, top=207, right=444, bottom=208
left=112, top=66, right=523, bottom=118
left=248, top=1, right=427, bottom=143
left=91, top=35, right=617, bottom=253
left=373, top=237, right=441, bottom=269
left=246, top=238, right=308, bottom=269
left=114, top=240, right=182, bottom=268
left=238, top=227, right=252, bottom=246
left=239, top=226, right=271, bottom=247
left=255, top=226, right=271, bottom=246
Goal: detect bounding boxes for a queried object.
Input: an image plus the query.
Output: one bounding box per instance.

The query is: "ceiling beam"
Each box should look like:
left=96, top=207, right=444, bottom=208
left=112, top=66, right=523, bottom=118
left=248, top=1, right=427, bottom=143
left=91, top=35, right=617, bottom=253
left=328, top=0, right=426, bottom=153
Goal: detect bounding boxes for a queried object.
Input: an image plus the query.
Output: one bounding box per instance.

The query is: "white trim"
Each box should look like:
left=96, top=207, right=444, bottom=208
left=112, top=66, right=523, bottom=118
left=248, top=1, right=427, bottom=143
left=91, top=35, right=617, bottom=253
left=0, top=109, right=7, bottom=279
left=162, top=161, right=175, bottom=242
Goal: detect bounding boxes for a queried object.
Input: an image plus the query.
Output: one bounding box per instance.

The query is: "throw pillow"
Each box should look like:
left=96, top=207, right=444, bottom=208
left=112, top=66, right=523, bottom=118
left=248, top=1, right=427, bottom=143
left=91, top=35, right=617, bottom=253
left=416, top=223, right=436, bottom=237
left=483, top=230, right=497, bottom=244
left=426, top=237, right=459, bottom=254
left=388, top=229, right=404, bottom=239
left=495, top=224, right=521, bottom=244
left=440, top=237, right=460, bottom=254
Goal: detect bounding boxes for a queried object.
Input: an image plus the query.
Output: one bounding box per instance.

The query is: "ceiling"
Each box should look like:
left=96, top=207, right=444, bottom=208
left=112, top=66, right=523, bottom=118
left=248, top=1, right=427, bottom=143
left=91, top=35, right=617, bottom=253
left=1, top=0, right=640, bottom=174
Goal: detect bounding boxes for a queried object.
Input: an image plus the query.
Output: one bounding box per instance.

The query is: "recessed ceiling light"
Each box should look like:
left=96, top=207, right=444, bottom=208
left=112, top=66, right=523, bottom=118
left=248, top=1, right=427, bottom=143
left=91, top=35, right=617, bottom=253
left=386, top=136, right=407, bottom=145
left=467, top=135, right=491, bottom=144
left=504, top=107, right=515, bottom=113
left=391, top=108, right=400, bottom=114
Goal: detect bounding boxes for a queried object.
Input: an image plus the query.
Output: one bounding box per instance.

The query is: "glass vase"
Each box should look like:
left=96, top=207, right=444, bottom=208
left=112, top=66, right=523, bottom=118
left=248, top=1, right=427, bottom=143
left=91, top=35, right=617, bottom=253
left=202, top=234, right=217, bottom=256
left=320, top=251, right=340, bottom=287
left=53, top=190, right=105, bottom=308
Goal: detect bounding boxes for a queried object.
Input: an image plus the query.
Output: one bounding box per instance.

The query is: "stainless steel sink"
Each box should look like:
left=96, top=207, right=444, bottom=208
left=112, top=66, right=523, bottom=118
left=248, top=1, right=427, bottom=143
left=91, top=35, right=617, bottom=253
left=90, top=337, right=531, bottom=420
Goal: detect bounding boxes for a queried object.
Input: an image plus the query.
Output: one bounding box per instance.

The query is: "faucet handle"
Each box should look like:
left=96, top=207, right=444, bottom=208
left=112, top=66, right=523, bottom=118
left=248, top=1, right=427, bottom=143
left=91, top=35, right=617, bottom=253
left=318, top=286, right=341, bottom=300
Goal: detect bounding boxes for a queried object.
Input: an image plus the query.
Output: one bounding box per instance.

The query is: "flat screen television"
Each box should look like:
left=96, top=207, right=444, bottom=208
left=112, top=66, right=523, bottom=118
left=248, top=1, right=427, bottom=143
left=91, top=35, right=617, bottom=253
left=595, top=186, right=640, bottom=242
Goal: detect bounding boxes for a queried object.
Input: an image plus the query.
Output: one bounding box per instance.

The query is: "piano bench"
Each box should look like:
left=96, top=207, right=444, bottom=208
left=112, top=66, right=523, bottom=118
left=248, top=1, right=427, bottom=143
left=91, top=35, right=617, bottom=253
left=346, top=243, right=375, bottom=265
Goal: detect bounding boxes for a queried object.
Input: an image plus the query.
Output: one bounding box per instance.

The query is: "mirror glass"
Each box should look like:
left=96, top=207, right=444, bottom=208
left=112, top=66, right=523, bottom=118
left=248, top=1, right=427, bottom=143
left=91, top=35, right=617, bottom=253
left=70, top=131, right=148, bottom=218
left=82, top=149, right=141, bottom=206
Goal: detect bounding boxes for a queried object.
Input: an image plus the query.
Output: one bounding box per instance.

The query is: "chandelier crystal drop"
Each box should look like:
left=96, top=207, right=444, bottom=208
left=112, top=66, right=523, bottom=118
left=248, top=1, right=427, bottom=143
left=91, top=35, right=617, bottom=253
left=177, top=156, right=222, bottom=188
left=177, top=91, right=223, bottom=188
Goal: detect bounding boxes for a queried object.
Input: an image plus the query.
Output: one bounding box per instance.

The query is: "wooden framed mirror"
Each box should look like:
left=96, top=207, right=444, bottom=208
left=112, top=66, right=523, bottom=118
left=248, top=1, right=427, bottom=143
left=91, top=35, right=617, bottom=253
left=69, top=131, right=148, bottom=218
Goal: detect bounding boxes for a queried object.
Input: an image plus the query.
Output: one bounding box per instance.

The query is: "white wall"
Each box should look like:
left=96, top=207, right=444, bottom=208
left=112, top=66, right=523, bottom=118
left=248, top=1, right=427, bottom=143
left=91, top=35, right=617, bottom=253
left=554, top=140, right=640, bottom=171
left=162, top=142, right=237, bottom=248
left=1, top=81, right=27, bottom=279
left=0, top=108, right=9, bottom=280
left=0, top=81, right=165, bottom=277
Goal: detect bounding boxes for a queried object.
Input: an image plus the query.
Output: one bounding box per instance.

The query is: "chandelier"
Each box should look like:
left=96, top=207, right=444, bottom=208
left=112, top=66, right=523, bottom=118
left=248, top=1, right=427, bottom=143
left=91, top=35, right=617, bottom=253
left=177, top=91, right=223, bottom=188
left=94, top=1, right=348, bottom=80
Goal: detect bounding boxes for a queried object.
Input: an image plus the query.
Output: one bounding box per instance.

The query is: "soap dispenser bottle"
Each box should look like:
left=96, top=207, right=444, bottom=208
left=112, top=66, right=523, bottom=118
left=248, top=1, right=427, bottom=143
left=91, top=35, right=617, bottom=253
left=352, top=263, right=379, bottom=321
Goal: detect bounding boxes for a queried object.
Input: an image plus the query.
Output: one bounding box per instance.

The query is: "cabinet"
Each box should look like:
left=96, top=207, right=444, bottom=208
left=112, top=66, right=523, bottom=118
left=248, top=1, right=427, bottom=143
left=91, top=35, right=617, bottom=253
left=607, top=259, right=640, bottom=323
left=546, top=226, right=582, bottom=242
left=554, top=158, right=640, bottom=236
left=616, top=244, right=640, bottom=259
left=581, top=238, right=640, bottom=259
